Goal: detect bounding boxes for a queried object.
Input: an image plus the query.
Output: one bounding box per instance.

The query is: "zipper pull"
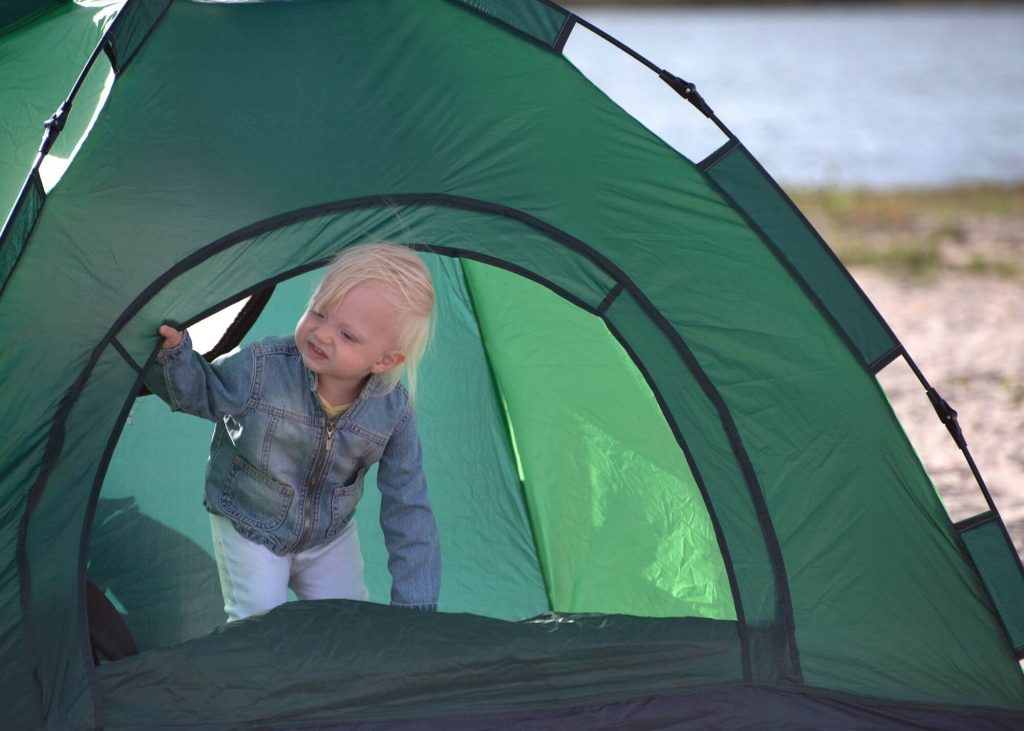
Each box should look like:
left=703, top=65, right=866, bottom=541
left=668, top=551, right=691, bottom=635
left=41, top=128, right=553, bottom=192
left=325, top=419, right=335, bottom=448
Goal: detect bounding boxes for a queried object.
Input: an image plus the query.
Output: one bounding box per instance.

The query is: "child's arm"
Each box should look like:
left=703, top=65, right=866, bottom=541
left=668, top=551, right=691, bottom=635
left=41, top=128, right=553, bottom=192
left=376, top=408, right=441, bottom=611
left=147, top=326, right=255, bottom=422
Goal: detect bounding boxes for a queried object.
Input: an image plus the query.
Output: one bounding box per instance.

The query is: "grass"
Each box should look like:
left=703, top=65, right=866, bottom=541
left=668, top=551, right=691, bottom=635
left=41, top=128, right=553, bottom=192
left=788, top=184, right=1024, bottom=279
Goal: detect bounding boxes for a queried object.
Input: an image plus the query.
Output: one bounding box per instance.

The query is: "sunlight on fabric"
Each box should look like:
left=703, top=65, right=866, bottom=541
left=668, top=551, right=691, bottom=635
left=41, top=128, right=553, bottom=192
left=38, top=65, right=115, bottom=192
left=37, top=1, right=124, bottom=192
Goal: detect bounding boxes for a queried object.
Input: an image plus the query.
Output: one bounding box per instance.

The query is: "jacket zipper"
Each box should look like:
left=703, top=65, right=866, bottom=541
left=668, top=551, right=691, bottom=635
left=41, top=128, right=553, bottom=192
left=293, top=409, right=338, bottom=552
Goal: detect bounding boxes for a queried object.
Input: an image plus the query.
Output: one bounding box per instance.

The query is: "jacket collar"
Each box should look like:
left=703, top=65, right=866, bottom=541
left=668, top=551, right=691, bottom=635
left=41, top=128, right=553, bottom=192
left=304, top=368, right=389, bottom=401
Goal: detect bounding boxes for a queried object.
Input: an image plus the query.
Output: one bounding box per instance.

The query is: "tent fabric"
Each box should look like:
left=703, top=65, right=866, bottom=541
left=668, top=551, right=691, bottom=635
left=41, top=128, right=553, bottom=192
left=0, top=0, right=124, bottom=302
left=702, top=142, right=899, bottom=370
left=452, top=0, right=571, bottom=51
left=0, top=0, right=122, bottom=225
left=1, top=0, right=1023, bottom=728
left=101, top=0, right=171, bottom=74
left=959, top=512, right=1024, bottom=655
left=92, top=600, right=1019, bottom=731
left=97, top=601, right=741, bottom=729
left=0, top=0, right=68, bottom=34
left=461, top=258, right=736, bottom=620
left=0, top=173, right=44, bottom=287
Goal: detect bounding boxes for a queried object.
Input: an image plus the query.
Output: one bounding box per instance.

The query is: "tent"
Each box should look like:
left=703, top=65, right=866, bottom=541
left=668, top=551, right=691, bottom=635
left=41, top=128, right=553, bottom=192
left=2, top=1, right=1023, bottom=728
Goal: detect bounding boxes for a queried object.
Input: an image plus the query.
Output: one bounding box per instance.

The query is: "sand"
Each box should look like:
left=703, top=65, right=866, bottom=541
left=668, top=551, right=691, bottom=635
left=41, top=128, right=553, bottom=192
left=852, top=268, right=1024, bottom=556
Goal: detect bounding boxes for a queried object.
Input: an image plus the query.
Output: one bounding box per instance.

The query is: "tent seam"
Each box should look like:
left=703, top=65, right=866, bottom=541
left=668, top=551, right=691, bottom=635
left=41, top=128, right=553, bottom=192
left=110, top=337, right=142, bottom=375
left=76, top=350, right=157, bottom=730
left=602, top=317, right=751, bottom=680
left=456, top=257, right=554, bottom=611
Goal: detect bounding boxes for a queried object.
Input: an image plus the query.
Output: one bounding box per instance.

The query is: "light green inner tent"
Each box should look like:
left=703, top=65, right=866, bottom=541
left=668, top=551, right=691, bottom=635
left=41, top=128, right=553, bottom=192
left=2, top=1, right=1024, bottom=729
left=98, top=256, right=737, bottom=647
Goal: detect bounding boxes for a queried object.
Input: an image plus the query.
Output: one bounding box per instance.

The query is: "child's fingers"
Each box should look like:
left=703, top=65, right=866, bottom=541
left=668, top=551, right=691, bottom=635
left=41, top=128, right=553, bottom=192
left=158, top=325, right=183, bottom=349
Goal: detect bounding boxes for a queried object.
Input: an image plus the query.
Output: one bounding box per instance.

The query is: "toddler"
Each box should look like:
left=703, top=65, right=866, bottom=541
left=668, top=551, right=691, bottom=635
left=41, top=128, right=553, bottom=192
left=151, top=243, right=440, bottom=621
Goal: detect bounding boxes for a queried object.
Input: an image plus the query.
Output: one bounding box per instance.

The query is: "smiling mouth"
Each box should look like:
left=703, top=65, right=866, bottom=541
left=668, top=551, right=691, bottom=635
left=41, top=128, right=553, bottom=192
left=308, top=342, right=327, bottom=359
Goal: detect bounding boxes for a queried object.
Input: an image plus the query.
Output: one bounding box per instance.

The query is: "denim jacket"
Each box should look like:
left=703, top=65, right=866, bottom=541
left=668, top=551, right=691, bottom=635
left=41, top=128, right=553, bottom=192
left=149, top=332, right=440, bottom=610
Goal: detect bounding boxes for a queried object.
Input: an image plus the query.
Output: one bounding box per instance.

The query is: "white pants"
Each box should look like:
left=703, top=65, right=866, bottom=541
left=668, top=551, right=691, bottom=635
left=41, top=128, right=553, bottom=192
left=209, top=513, right=369, bottom=622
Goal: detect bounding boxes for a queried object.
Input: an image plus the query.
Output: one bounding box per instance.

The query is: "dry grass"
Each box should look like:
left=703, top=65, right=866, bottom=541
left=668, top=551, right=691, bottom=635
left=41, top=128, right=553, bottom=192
left=788, top=184, right=1024, bottom=279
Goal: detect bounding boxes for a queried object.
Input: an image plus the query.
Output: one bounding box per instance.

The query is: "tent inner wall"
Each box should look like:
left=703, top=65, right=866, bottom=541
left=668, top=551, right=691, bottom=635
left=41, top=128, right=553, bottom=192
left=94, top=252, right=736, bottom=651
left=462, top=259, right=734, bottom=619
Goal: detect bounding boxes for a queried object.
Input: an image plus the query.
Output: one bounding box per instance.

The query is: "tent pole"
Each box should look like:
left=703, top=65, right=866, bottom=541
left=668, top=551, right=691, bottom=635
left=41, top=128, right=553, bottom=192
left=901, top=352, right=998, bottom=514
left=1, top=2, right=118, bottom=240
left=570, top=15, right=736, bottom=141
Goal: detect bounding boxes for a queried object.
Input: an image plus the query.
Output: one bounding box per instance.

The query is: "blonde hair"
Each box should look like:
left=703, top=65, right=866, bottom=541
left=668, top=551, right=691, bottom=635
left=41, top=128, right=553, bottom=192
left=309, top=242, right=435, bottom=399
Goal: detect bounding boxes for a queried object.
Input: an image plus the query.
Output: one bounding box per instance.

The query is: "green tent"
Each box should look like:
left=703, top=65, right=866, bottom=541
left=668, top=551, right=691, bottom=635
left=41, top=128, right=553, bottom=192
left=2, top=1, right=1023, bottom=728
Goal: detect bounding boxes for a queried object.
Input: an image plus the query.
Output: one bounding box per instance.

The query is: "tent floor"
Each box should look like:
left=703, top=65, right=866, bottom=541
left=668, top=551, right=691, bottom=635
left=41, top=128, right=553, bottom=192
left=94, top=600, right=1024, bottom=730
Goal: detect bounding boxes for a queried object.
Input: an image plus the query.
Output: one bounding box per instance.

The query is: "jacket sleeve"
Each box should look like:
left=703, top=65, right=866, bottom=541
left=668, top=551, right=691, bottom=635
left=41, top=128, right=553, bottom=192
left=145, top=331, right=255, bottom=422
left=376, top=405, right=441, bottom=610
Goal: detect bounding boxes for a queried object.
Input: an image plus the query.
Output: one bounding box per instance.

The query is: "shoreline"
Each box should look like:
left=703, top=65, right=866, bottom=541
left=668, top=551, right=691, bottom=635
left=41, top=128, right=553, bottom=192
left=790, top=183, right=1024, bottom=280
left=854, top=269, right=1024, bottom=555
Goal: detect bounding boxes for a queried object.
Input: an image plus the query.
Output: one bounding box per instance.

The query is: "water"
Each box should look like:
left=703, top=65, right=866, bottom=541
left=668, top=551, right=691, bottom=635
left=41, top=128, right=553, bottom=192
left=564, top=4, right=1024, bottom=189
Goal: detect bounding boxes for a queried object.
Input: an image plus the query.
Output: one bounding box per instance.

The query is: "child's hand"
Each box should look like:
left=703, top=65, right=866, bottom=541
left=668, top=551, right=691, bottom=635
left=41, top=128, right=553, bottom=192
left=158, top=325, right=183, bottom=350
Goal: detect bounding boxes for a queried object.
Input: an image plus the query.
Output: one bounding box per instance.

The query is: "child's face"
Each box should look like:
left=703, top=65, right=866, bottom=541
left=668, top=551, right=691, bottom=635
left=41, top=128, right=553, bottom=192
left=294, top=282, right=406, bottom=403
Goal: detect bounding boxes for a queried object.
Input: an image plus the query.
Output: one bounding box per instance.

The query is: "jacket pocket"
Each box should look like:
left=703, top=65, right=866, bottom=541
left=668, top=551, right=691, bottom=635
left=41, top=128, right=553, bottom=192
left=325, top=468, right=367, bottom=539
left=219, top=456, right=294, bottom=533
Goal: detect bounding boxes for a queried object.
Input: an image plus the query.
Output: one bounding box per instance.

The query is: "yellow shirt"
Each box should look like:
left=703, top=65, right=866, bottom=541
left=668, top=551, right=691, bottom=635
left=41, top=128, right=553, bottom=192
left=317, top=394, right=352, bottom=420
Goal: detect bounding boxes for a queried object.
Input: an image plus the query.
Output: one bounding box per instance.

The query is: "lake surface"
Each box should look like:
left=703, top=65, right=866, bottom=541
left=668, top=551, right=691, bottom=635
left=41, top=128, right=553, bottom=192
left=563, top=4, right=1024, bottom=189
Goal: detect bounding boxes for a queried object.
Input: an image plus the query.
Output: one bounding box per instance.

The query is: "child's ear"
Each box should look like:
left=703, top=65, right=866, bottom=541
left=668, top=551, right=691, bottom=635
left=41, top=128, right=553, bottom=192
left=371, top=350, right=406, bottom=374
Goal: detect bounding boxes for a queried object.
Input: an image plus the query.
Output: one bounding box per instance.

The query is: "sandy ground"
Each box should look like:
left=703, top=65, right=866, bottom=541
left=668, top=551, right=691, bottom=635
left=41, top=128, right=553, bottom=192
left=852, top=268, right=1024, bottom=557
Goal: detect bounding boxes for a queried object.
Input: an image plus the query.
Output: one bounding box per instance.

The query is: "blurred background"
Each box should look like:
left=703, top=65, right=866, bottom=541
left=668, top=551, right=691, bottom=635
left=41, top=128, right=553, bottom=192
left=562, top=1, right=1024, bottom=552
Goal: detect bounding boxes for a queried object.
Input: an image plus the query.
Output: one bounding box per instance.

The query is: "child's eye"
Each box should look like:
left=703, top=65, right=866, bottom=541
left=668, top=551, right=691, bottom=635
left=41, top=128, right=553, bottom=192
left=340, top=331, right=355, bottom=342
left=310, top=309, right=324, bottom=319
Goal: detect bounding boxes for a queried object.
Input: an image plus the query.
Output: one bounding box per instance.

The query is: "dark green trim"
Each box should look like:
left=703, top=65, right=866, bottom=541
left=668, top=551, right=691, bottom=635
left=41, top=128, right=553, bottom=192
left=601, top=317, right=751, bottom=680
left=956, top=510, right=1024, bottom=659
left=956, top=511, right=999, bottom=532
left=698, top=139, right=740, bottom=173
left=77, top=355, right=153, bottom=730
left=0, top=172, right=45, bottom=299
left=701, top=148, right=870, bottom=375
left=704, top=143, right=898, bottom=371
left=102, top=0, right=172, bottom=76
left=110, top=338, right=142, bottom=375
left=447, top=0, right=571, bottom=52
left=552, top=12, right=575, bottom=54
left=871, top=344, right=903, bottom=374
left=596, top=282, right=623, bottom=315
